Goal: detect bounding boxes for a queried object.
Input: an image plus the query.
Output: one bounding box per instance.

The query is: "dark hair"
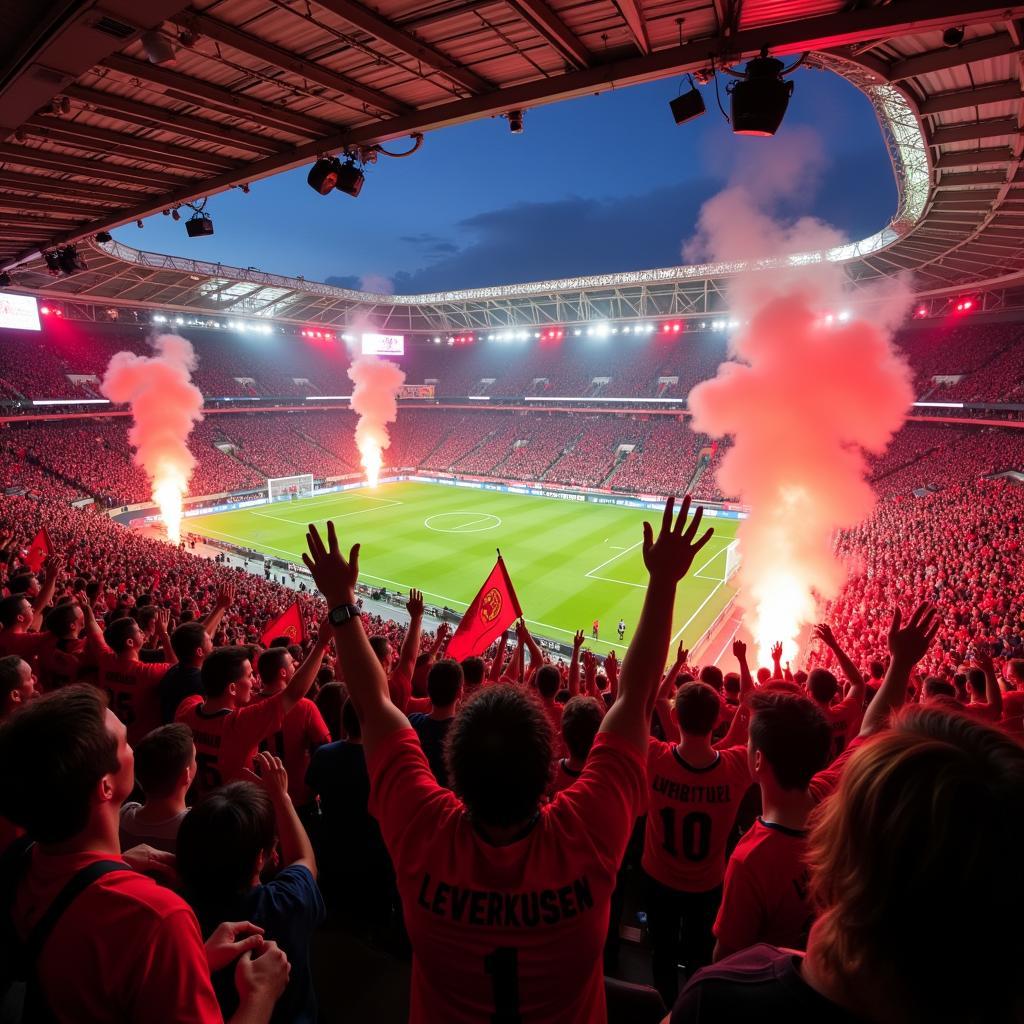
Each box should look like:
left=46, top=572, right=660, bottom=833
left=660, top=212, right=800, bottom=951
left=808, top=667, right=839, bottom=704
left=201, top=646, right=252, bottom=697
left=966, top=667, right=986, bottom=698
left=0, top=685, right=118, bottom=843
left=808, top=706, right=1024, bottom=1021
left=257, top=647, right=291, bottom=685
left=0, top=656, right=26, bottom=691
left=103, top=617, right=138, bottom=655
left=316, top=682, right=347, bottom=741
left=535, top=665, right=560, bottom=700
left=341, top=697, right=361, bottom=740
left=171, top=622, right=208, bottom=663
left=673, top=682, right=721, bottom=736
left=43, top=602, right=80, bottom=639
left=177, top=782, right=275, bottom=902
left=7, top=573, right=35, bottom=595
left=561, top=696, right=603, bottom=760
left=427, top=659, right=462, bottom=707
left=749, top=692, right=830, bottom=790
left=699, top=665, right=724, bottom=691
left=268, top=636, right=291, bottom=649
left=461, top=657, right=485, bottom=687
left=445, top=685, right=552, bottom=827
left=0, top=595, right=31, bottom=629
left=368, top=635, right=390, bottom=663
left=1008, top=659, right=1024, bottom=683
left=723, top=672, right=740, bottom=697
left=869, top=660, right=885, bottom=680
left=134, top=723, right=194, bottom=798
left=134, top=605, right=158, bottom=630
left=924, top=676, right=956, bottom=700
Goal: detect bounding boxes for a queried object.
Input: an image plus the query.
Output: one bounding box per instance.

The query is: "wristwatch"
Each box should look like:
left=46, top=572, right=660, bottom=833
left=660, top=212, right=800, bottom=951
left=328, top=603, right=361, bottom=626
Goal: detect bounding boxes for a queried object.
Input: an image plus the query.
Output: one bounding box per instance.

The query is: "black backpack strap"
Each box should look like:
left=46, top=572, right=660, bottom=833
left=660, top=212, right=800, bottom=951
left=23, top=860, right=128, bottom=964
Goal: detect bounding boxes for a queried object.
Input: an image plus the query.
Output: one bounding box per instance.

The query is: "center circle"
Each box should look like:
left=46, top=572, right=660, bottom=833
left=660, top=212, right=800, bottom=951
left=424, top=512, right=502, bottom=534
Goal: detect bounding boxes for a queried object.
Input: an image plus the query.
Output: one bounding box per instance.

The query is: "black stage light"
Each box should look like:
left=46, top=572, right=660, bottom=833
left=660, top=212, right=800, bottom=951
left=95, top=231, right=112, bottom=243
left=731, top=47, right=794, bottom=136
left=943, top=26, right=965, bottom=47
left=0, top=273, right=10, bottom=287
left=185, top=213, right=214, bottom=237
left=56, top=246, right=87, bottom=274
left=44, top=251, right=61, bottom=276
left=307, top=157, right=340, bottom=195
left=669, top=82, right=706, bottom=125
left=506, top=109, right=524, bottom=134
left=335, top=159, right=364, bottom=198
left=141, top=29, right=176, bottom=65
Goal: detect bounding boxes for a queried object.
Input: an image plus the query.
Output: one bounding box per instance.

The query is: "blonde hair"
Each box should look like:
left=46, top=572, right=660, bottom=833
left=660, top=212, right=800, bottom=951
left=807, top=706, right=1024, bottom=1022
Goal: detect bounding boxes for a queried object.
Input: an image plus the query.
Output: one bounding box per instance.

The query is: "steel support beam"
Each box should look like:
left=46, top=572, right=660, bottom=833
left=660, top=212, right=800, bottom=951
left=934, top=146, right=1014, bottom=168
left=609, top=0, right=651, bottom=55
left=889, top=33, right=1020, bottom=79
left=920, top=80, right=1023, bottom=115
left=506, top=0, right=592, bottom=68
left=930, top=117, right=1019, bottom=145
left=0, top=142, right=191, bottom=189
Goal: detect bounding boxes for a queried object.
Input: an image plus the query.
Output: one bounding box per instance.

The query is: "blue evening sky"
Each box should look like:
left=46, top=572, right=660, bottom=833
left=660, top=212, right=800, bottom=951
left=113, top=67, right=896, bottom=294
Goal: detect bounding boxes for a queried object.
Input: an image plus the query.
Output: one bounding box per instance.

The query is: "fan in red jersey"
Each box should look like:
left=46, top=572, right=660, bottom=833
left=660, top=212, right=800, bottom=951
left=301, top=497, right=713, bottom=1024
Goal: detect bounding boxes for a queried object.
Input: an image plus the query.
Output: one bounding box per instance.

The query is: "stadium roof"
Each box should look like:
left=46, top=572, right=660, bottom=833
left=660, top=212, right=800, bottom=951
left=3, top=0, right=1024, bottom=310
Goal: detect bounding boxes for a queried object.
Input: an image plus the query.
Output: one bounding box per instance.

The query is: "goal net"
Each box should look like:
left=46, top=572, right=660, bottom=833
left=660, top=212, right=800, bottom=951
left=267, top=474, right=314, bottom=504
left=724, top=539, right=741, bottom=581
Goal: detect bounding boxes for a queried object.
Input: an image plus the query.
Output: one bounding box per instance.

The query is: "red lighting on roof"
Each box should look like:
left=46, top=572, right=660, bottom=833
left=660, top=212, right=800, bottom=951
left=954, top=298, right=975, bottom=313
left=40, top=306, right=50, bottom=315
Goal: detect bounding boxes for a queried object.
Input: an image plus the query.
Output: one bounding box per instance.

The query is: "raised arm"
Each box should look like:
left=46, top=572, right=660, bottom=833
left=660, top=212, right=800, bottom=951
left=770, top=642, right=784, bottom=681
left=202, top=583, right=234, bottom=638
left=488, top=630, right=508, bottom=682
left=569, top=630, right=584, bottom=697
left=860, top=602, right=939, bottom=738
left=733, top=639, right=754, bottom=700
left=31, top=555, right=63, bottom=630
left=393, top=589, right=424, bottom=685
left=974, top=643, right=1003, bottom=717
left=605, top=649, right=619, bottom=701
left=155, top=607, right=177, bottom=664
left=813, top=622, right=864, bottom=701
left=282, top=616, right=331, bottom=714
left=600, top=496, right=713, bottom=752
left=518, top=619, right=544, bottom=673
left=303, top=523, right=406, bottom=751
left=249, top=751, right=316, bottom=877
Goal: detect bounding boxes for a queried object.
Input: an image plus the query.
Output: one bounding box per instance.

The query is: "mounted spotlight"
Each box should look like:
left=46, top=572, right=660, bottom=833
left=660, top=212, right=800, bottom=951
left=505, top=110, right=524, bottom=134
left=44, top=251, right=61, bottom=277
left=729, top=46, right=797, bottom=136
left=141, top=29, right=176, bottom=65
left=307, top=157, right=340, bottom=195
left=943, top=26, right=965, bottom=47
left=335, top=158, right=364, bottom=198
left=669, top=76, right=706, bottom=125
left=185, top=212, right=214, bottom=237
left=171, top=208, right=181, bottom=221
left=94, top=231, right=112, bottom=243
left=57, top=246, right=87, bottom=274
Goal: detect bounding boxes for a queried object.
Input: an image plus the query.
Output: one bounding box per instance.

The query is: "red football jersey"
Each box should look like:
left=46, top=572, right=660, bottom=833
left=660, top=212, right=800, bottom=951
left=821, top=694, right=863, bottom=763
left=262, top=696, right=331, bottom=806
left=12, top=848, right=223, bottom=1023
left=93, top=651, right=172, bottom=745
left=808, top=734, right=868, bottom=805
left=1001, top=691, right=1024, bottom=740
left=368, top=728, right=645, bottom=1024
left=176, top=692, right=286, bottom=797
left=642, top=741, right=752, bottom=892
left=547, top=759, right=583, bottom=796
left=714, top=818, right=813, bottom=954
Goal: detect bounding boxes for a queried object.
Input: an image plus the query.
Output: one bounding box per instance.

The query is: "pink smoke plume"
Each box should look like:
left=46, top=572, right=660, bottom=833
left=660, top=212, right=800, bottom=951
left=100, top=334, right=204, bottom=543
left=347, top=356, right=406, bottom=487
left=687, top=137, right=914, bottom=665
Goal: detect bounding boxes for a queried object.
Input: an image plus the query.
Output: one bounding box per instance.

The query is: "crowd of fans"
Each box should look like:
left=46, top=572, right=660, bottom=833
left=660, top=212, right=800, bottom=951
left=0, top=479, right=1021, bottom=1023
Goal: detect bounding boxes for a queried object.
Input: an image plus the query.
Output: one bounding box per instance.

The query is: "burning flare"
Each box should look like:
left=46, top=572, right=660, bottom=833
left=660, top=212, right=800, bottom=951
left=100, top=334, right=204, bottom=544
left=686, top=137, right=913, bottom=665
left=347, top=356, right=405, bottom=488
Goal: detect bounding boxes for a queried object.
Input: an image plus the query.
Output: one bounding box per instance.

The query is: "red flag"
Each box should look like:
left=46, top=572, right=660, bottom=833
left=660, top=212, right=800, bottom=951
left=446, top=556, right=523, bottom=663
left=24, top=528, right=52, bottom=573
left=261, top=600, right=306, bottom=647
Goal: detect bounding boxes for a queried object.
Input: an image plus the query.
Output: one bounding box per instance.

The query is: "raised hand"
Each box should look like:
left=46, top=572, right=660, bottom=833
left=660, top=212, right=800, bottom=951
left=731, top=638, right=746, bottom=662
left=435, top=621, right=451, bottom=644
left=642, top=495, right=714, bottom=584
left=675, top=643, right=689, bottom=668
left=606, top=649, right=619, bottom=677
left=245, top=750, right=289, bottom=803
left=216, top=582, right=235, bottom=608
left=156, top=606, right=171, bottom=635
left=303, top=521, right=359, bottom=607
left=771, top=642, right=783, bottom=662
left=887, top=602, right=940, bottom=666
left=813, top=623, right=837, bottom=648
left=407, top=588, right=424, bottom=618
left=574, top=629, right=585, bottom=650
left=316, top=614, right=334, bottom=649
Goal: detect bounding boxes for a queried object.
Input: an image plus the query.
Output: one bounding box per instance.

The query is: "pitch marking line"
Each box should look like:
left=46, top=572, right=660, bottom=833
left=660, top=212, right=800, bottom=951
left=584, top=540, right=642, bottom=579
left=424, top=512, right=502, bottom=534
left=251, top=499, right=403, bottom=526
left=586, top=541, right=731, bottom=590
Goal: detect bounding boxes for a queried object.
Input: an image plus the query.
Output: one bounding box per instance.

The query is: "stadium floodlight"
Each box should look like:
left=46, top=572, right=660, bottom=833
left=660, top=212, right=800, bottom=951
left=335, top=158, right=364, bottom=198
left=729, top=46, right=796, bottom=136
left=670, top=77, right=706, bottom=126
left=307, top=157, right=340, bottom=195
left=141, top=30, right=176, bottom=65
left=505, top=110, right=524, bottom=134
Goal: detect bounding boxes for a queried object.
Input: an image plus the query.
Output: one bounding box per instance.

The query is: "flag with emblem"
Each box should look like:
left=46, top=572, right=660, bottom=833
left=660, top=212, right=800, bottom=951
left=261, top=600, right=306, bottom=647
left=445, top=555, right=523, bottom=663
left=24, top=528, right=52, bottom=573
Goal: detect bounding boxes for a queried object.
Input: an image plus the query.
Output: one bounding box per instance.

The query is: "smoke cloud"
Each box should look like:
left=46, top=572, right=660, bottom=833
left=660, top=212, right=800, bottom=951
left=347, top=355, right=406, bottom=487
left=687, top=137, right=913, bottom=664
left=360, top=274, right=394, bottom=295
left=100, top=334, right=204, bottom=543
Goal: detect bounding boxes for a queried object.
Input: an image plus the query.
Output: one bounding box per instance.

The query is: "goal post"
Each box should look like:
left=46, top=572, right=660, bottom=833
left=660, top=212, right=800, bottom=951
left=724, top=539, right=741, bottom=582
left=267, top=474, right=314, bottom=504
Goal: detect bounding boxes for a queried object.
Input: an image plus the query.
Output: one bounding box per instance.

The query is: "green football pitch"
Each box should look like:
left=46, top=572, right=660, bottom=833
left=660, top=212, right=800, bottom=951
left=188, top=482, right=738, bottom=655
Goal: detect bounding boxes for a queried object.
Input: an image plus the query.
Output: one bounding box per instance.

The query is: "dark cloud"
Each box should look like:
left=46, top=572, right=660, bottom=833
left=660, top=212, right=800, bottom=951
left=324, top=273, right=361, bottom=289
